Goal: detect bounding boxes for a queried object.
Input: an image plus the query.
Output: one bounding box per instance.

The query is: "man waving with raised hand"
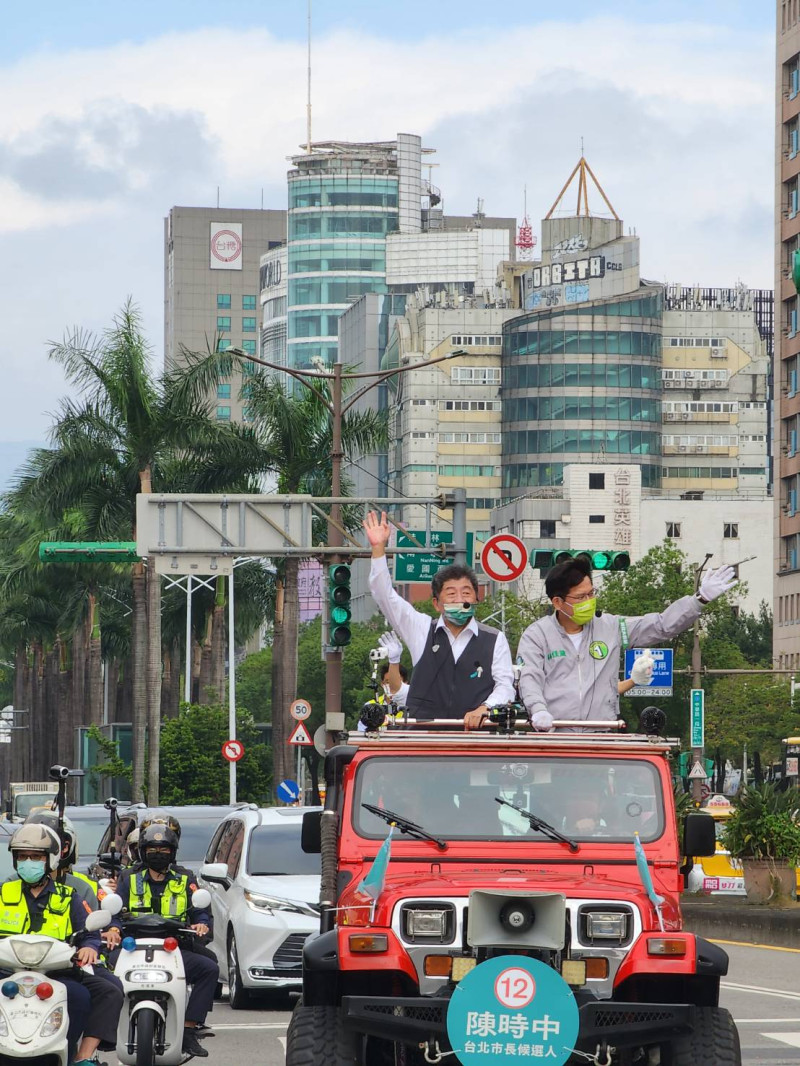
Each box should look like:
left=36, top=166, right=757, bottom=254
left=363, top=510, right=514, bottom=729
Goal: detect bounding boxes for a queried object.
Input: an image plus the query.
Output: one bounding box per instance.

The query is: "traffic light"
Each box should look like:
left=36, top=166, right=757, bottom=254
left=530, top=549, right=631, bottom=573
left=39, top=541, right=140, bottom=563
left=328, top=563, right=352, bottom=646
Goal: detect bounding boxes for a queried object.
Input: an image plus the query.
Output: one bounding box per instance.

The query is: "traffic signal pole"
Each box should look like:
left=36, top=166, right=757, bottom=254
left=325, top=360, right=345, bottom=734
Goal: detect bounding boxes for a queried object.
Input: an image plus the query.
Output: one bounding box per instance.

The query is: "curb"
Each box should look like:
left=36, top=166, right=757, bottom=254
left=682, top=898, right=800, bottom=949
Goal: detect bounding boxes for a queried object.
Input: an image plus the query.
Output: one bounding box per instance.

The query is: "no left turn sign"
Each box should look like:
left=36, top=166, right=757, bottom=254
left=221, top=739, right=245, bottom=762
left=480, top=533, right=528, bottom=583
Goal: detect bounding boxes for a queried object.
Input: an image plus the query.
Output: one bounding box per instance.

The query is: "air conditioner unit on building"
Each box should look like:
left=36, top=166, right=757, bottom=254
left=713, top=380, right=724, bottom=388
left=664, top=412, right=675, bottom=420
left=694, top=446, right=705, bottom=453
left=680, top=413, right=690, bottom=420
left=678, top=445, right=688, bottom=452
left=709, top=348, right=725, bottom=358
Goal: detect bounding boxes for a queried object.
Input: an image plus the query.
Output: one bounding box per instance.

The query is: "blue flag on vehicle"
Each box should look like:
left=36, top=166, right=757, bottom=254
left=634, top=831, right=665, bottom=932
left=357, top=828, right=393, bottom=901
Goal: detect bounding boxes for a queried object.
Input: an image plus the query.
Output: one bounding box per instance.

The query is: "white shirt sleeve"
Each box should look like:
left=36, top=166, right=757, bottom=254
left=483, top=630, right=516, bottom=708
left=368, top=556, right=432, bottom=665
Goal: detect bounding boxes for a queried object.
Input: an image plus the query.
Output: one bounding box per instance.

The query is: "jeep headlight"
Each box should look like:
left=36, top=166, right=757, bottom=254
left=582, top=909, right=630, bottom=942
left=40, top=1006, right=64, bottom=1038
left=243, top=891, right=318, bottom=918
left=401, top=904, right=455, bottom=944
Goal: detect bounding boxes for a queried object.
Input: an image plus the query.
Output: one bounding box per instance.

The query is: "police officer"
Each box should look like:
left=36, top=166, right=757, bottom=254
left=0, top=824, right=123, bottom=1065
left=113, top=823, right=218, bottom=1058
left=25, top=810, right=100, bottom=909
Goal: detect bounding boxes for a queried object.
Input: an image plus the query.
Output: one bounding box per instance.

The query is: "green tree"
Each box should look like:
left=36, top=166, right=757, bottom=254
left=159, top=703, right=271, bottom=805
left=16, top=304, right=264, bottom=800
left=242, top=374, right=386, bottom=785
left=236, top=647, right=273, bottom=723
left=705, top=676, right=796, bottom=765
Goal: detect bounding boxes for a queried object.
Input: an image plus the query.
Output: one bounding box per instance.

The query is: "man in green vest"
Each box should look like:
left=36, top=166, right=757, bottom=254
left=25, top=810, right=101, bottom=909
left=0, top=823, right=123, bottom=1065
left=113, top=822, right=218, bottom=1059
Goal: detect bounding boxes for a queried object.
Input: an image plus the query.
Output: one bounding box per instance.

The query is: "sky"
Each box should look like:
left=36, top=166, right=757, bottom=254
left=0, top=0, right=776, bottom=479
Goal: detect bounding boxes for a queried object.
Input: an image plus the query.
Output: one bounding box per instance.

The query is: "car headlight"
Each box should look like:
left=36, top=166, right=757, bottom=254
left=401, top=904, right=455, bottom=944
left=243, top=891, right=318, bottom=918
left=12, top=941, right=53, bottom=968
left=39, top=1006, right=64, bottom=1038
left=581, top=909, right=630, bottom=943
left=125, top=970, right=171, bottom=983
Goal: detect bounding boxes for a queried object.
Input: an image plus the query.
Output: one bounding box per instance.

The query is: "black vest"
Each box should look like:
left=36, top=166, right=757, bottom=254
left=406, top=619, right=499, bottom=720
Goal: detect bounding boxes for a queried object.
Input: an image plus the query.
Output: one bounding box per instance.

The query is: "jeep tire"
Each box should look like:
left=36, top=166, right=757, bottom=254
left=665, top=1006, right=741, bottom=1066
left=286, top=1003, right=359, bottom=1066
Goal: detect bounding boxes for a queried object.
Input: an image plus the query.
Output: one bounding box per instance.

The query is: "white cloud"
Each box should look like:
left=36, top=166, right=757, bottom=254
left=0, top=14, right=774, bottom=445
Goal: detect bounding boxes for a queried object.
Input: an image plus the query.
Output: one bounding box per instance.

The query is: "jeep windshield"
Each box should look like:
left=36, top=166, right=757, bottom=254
left=353, top=756, right=664, bottom=844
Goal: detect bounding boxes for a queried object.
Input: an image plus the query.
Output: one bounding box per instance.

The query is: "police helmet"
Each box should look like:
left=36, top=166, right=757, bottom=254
left=139, top=823, right=179, bottom=858
left=139, top=812, right=182, bottom=841
left=9, top=824, right=61, bottom=873
left=25, top=810, right=78, bottom=867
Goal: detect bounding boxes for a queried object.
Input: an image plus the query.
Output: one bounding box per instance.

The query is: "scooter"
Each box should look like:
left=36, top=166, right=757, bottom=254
left=0, top=907, right=110, bottom=1064
left=108, top=889, right=212, bottom=1066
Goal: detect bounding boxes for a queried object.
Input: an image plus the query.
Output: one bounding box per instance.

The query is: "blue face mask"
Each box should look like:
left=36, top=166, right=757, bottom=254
left=17, top=860, right=46, bottom=884
left=443, top=603, right=476, bottom=626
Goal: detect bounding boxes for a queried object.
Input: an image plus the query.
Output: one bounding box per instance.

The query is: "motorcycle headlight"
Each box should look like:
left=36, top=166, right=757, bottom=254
left=39, top=1006, right=64, bottom=1038
left=125, top=970, right=171, bottom=983
left=243, top=891, right=318, bottom=918
left=12, top=941, right=53, bottom=967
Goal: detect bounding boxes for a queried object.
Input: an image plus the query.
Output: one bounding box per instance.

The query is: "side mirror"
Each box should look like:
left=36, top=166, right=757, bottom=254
left=200, top=862, right=230, bottom=886
left=85, top=910, right=111, bottom=932
left=683, top=812, right=716, bottom=857
left=301, top=810, right=322, bottom=854
left=192, top=888, right=212, bottom=910
left=101, top=893, right=124, bottom=915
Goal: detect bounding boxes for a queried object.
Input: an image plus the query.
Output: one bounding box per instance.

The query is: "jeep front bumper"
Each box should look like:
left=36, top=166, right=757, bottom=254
left=341, top=996, right=695, bottom=1053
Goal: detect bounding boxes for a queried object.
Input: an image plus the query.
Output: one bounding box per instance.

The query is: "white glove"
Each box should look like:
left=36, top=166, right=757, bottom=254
left=698, top=565, right=737, bottom=603
left=530, top=710, right=554, bottom=732
left=630, top=651, right=654, bottom=686
left=378, top=630, right=403, bottom=663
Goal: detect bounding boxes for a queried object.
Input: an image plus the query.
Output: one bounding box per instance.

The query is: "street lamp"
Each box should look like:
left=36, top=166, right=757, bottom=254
left=226, top=345, right=465, bottom=732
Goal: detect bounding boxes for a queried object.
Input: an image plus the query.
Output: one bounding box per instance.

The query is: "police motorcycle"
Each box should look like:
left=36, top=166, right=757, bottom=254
left=0, top=873, right=112, bottom=1064
left=103, top=887, right=212, bottom=1066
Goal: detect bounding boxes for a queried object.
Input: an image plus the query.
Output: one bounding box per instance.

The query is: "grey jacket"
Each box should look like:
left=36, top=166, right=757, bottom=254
left=517, top=596, right=702, bottom=722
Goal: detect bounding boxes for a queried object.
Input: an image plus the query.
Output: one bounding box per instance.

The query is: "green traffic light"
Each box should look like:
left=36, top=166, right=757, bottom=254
left=529, top=548, right=631, bottom=573
left=328, top=562, right=352, bottom=646
left=331, top=605, right=351, bottom=624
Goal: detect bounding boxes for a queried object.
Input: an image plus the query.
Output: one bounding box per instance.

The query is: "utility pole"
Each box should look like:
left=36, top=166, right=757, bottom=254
left=326, top=360, right=345, bottom=732
left=691, top=554, right=713, bottom=804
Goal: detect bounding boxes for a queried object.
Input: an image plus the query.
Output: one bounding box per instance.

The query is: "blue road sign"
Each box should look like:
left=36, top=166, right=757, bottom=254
left=276, top=779, right=300, bottom=803
left=623, top=647, right=674, bottom=697
left=446, top=956, right=579, bottom=1065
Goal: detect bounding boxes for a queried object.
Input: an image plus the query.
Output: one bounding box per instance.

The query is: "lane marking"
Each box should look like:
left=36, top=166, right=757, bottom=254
left=279, top=1037, right=287, bottom=1053
left=724, top=982, right=800, bottom=1002
left=736, top=1018, right=800, bottom=1024
left=711, top=937, right=800, bottom=955
left=208, top=1023, right=289, bottom=1030
left=763, top=1033, right=800, bottom=1048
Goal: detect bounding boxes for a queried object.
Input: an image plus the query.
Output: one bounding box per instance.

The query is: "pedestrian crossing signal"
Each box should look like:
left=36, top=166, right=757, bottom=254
left=530, top=549, right=631, bottom=573
left=328, top=563, right=352, bottom=646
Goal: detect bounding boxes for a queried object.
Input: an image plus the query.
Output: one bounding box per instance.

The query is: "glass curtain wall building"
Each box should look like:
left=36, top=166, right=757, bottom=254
left=287, top=136, right=424, bottom=369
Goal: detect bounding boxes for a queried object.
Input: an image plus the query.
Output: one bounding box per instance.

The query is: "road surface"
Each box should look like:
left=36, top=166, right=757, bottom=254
left=102, top=940, right=800, bottom=1064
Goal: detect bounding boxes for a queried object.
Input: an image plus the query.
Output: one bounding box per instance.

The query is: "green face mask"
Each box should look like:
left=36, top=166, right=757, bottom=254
left=443, top=603, right=476, bottom=626
left=566, top=598, right=597, bottom=626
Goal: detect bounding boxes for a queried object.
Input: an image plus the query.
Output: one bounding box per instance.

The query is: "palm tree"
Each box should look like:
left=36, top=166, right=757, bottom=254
left=242, top=373, right=387, bottom=784
left=19, top=302, right=265, bottom=801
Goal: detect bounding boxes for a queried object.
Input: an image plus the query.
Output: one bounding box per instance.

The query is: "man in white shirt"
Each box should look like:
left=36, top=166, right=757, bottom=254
left=363, top=511, right=514, bottom=728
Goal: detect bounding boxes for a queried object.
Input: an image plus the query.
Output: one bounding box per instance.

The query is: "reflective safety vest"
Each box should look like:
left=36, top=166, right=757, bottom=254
left=70, top=870, right=103, bottom=900
left=129, top=871, right=189, bottom=921
left=0, top=880, right=73, bottom=940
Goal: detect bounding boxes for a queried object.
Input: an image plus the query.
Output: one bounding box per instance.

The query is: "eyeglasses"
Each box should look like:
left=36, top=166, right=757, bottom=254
left=564, top=587, right=598, bottom=604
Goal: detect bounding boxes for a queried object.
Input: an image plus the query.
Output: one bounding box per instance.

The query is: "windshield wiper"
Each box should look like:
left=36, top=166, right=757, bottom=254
left=362, top=803, right=448, bottom=851
left=495, top=797, right=579, bottom=852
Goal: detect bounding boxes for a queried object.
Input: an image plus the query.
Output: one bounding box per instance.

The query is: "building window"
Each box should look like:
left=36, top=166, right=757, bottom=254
left=589, top=515, right=605, bottom=524
left=242, top=317, right=257, bottom=332
left=666, top=522, right=681, bottom=538
left=242, top=295, right=256, bottom=310
left=241, top=339, right=256, bottom=354
left=216, top=337, right=233, bottom=352
left=241, top=360, right=255, bottom=375
left=216, top=406, right=231, bottom=421
left=217, top=316, right=231, bottom=332
left=217, top=383, right=231, bottom=399
left=540, top=520, right=556, bottom=538
left=450, top=367, right=501, bottom=386
left=723, top=523, right=739, bottom=539
left=217, top=294, right=231, bottom=309
left=589, top=473, right=605, bottom=490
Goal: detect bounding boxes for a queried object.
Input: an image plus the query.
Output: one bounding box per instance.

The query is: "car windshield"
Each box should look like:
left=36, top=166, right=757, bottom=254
left=353, top=756, right=665, bottom=844
left=177, top=820, right=228, bottom=866
left=15, top=794, right=56, bottom=819
left=247, top=825, right=322, bottom=876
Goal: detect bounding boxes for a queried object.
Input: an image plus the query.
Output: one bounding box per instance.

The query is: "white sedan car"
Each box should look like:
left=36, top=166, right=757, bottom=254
left=201, top=806, right=321, bottom=1007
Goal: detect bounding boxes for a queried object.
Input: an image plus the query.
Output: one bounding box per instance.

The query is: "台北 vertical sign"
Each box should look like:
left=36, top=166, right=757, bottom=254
left=690, top=689, right=704, bottom=748
left=210, top=222, right=243, bottom=270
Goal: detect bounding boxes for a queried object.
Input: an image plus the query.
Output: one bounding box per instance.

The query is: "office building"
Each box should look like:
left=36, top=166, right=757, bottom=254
left=164, top=206, right=286, bottom=421
left=775, top=1, right=800, bottom=666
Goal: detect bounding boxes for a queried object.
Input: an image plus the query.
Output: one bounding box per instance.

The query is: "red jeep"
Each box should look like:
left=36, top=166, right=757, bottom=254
left=288, top=723, right=737, bottom=1066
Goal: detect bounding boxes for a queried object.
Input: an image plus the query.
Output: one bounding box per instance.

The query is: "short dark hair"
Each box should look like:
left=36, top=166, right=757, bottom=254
left=431, top=564, right=479, bottom=599
left=380, top=663, right=409, bottom=682
left=544, top=557, right=592, bottom=601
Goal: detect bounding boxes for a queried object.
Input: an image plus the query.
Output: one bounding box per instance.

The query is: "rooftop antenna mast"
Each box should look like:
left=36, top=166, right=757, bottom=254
left=515, top=184, right=536, bottom=262
left=306, top=0, right=312, bottom=154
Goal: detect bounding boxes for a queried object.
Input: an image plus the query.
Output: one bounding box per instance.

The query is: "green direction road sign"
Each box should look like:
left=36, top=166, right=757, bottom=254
left=394, top=530, right=475, bottom=583
left=690, top=688, right=704, bottom=748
